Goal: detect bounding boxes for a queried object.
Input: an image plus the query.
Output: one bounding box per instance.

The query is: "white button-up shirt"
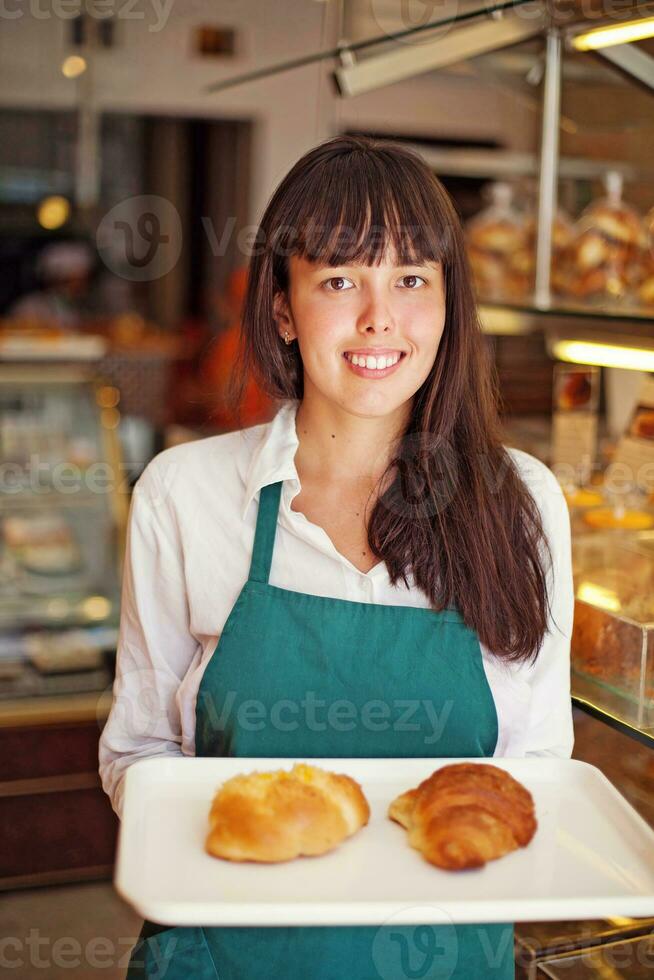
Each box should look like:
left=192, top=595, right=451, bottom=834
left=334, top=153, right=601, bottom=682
left=99, top=399, right=574, bottom=819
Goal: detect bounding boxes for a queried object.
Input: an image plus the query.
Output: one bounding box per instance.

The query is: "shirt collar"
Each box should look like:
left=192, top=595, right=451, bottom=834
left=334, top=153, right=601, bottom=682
left=241, top=398, right=301, bottom=521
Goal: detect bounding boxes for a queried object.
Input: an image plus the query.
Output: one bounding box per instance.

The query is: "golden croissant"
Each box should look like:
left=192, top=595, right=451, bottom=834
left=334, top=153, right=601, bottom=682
left=206, top=762, right=370, bottom=863
left=388, top=762, right=537, bottom=870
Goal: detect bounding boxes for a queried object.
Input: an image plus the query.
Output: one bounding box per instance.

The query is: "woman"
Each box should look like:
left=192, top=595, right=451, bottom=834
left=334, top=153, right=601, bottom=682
left=99, top=134, right=574, bottom=979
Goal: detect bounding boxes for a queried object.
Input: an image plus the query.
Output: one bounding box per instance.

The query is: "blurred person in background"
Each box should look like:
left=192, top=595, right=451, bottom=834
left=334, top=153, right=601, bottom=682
left=8, top=240, right=96, bottom=330
left=199, top=264, right=276, bottom=430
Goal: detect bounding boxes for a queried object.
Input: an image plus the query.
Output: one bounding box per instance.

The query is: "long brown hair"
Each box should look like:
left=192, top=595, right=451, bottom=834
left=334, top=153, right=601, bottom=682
left=228, top=134, right=555, bottom=665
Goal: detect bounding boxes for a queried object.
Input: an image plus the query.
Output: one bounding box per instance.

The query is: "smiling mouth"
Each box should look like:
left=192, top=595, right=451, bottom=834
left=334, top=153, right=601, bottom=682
left=343, top=351, right=406, bottom=368
left=342, top=351, right=406, bottom=376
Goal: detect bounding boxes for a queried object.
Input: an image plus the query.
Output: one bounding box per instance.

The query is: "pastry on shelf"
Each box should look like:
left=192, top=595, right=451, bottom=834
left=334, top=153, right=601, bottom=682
left=567, top=172, right=645, bottom=307
left=205, top=763, right=370, bottom=863
left=388, top=762, right=537, bottom=870
left=572, top=542, right=654, bottom=702
left=523, top=206, right=576, bottom=299
left=19, top=542, right=82, bottom=575
left=636, top=206, right=654, bottom=309
left=572, top=600, right=654, bottom=701
left=25, top=630, right=103, bottom=673
left=557, top=370, right=593, bottom=410
left=583, top=507, right=654, bottom=531
left=3, top=513, right=72, bottom=549
left=563, top=486, right=604, bottom=509
left=2, top=513, right=83, bottom=575
left=465, top=183, right=532, bottom=302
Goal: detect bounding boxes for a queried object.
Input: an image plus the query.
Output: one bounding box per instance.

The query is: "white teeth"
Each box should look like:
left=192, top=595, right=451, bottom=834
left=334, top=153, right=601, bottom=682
left=347, top=352, right=401, bottom=370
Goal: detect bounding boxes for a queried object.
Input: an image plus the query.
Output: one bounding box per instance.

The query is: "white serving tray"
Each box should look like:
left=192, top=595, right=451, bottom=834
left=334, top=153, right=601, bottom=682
left=115, top=756, right=654, bottom=927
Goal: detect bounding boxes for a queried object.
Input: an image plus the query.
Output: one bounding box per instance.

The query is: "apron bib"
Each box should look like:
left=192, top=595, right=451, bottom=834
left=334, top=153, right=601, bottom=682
left=127, top=481, right=514, bottom=979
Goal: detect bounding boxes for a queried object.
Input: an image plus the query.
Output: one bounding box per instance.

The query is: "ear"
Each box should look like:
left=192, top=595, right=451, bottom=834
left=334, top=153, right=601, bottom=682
left=273, top=290, right=295, bottom=342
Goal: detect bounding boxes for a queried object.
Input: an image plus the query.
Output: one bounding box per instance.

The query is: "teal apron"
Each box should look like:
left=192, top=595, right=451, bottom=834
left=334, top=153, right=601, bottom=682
left=126, top=480, right=514, bottom=979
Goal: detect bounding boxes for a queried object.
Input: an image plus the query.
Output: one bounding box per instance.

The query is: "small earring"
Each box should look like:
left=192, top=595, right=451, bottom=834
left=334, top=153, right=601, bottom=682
left=283, top=331, right=292, bottom=345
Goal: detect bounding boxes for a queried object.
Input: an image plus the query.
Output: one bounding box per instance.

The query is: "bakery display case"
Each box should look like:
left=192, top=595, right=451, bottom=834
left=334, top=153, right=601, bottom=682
left=0, top=364, right=126, bottom=703
left=571, top=532, right=654, bottom=736
left=516, top=916, right=654, bottom=979
left=466, top=171, right=653, bottom=318
left=535, top=935, right=654, bottom=977
left=0, top=364, right=126, bottom=888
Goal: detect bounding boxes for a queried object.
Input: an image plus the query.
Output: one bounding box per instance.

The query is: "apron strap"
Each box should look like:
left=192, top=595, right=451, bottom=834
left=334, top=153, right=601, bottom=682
left=248, top=481, right=283, bottom=584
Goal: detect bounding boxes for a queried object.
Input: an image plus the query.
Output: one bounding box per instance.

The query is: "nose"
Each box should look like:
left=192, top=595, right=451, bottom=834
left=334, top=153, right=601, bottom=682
left=356, top=286, right=394, bottom=334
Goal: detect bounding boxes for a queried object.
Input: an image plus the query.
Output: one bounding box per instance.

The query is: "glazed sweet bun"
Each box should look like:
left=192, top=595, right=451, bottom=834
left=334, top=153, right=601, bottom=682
left=388, top=762, right=537, bottom=871
left=206, top=763, right=370, bottom=863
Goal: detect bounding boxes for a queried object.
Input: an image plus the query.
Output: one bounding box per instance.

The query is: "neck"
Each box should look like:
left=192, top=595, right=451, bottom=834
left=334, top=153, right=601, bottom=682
left=293, top=393, right=411, bottom=489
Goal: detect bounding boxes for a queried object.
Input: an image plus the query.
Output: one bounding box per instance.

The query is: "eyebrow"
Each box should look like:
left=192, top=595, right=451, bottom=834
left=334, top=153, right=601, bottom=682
left=315, top=261, right=439, bottom=271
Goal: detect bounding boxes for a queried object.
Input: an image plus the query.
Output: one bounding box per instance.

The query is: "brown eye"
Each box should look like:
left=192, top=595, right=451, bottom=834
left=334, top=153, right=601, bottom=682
left=400, top=275, right=426, bottom=289
left=324, top=276, right=353, bottom=291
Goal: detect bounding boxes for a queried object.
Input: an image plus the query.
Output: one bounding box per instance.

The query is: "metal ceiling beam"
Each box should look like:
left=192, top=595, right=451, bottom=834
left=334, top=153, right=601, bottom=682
left=534, top=29, right=562, bottom=308
left=333, top=9, right=548, bottom=97
left=594, top=41, right=654, bottom=92
left=204, top=0, right=537, bottom=95
left=403, top=145, right=650, bottom=180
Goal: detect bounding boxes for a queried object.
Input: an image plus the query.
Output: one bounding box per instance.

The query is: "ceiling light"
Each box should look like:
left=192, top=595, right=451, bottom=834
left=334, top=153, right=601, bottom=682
left=571, top=16, right=654, bottom=51
left=62, top=55, right=87, bottom=78
left=552, top=340, right=654, bottom=371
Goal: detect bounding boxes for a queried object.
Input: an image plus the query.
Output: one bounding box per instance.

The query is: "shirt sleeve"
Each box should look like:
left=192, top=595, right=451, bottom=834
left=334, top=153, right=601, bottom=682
left=520, top=457, right=575, bottom=758
left=98, top=460, right=199, bottom=820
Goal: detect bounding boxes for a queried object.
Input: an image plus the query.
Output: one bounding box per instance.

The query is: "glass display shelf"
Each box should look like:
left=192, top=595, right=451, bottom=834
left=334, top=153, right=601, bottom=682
left=516, top=916, right=654, bottom=980
left=571, top=692, right=654, bottom=751
left=479, top=301, right=654, bottom=343
left=0, top=364, right=126, bottom=705
left=536, top=930, right=654, bottom=978
left=570, top=530, right=654, bottom=748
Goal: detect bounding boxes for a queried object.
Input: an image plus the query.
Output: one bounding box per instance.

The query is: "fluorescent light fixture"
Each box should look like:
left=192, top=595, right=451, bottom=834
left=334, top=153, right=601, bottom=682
left=478, top=307, right=529, bottom=335
left=552, top=339, right=654, bottom=371
left=571, top=16, right=654, bottom=51
left=334, top=10, right=546, bottom=97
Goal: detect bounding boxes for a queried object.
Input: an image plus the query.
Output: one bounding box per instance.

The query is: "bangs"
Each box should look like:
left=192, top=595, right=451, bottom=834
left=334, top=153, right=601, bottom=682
left=270, top=148, right=452, bottom=274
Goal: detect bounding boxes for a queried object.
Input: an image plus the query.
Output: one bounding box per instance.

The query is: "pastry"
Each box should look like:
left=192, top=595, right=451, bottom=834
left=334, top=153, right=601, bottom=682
left=563, top=487, right=604, bottom=508
left=567, top=175, right=645, bottom=306
left=582, top=507, right=654, bottom=531
left=557, top=371, right=593, bottom=410
left=3, top=513, right=82, bottom=574
left=631, top=411, right=654, bottom=440
left=388, top=762, right=537, bottom=870
left=206, top=762, right=370, bottom=863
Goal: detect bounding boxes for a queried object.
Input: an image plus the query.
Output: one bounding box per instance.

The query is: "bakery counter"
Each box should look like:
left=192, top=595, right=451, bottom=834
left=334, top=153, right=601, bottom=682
left=0, top=687, right=116, bottom=890
left=0, top=687, right=112, bottom=728
left=514, top=706, right=654, bottom=977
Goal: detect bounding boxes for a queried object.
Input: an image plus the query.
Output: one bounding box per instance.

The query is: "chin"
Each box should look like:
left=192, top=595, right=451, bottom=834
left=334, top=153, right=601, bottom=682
left=341, top=396, right=411, bottom=420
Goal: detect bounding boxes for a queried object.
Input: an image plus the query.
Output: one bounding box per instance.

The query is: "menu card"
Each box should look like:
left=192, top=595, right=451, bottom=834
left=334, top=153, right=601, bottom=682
left=551, top=364, right=600, bottom=485
left=612, top=374, right=654, bottom=494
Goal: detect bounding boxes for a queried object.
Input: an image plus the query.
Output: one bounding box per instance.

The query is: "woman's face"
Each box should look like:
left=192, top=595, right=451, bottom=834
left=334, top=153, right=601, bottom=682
left=275, top=246, right=447, bottom=419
